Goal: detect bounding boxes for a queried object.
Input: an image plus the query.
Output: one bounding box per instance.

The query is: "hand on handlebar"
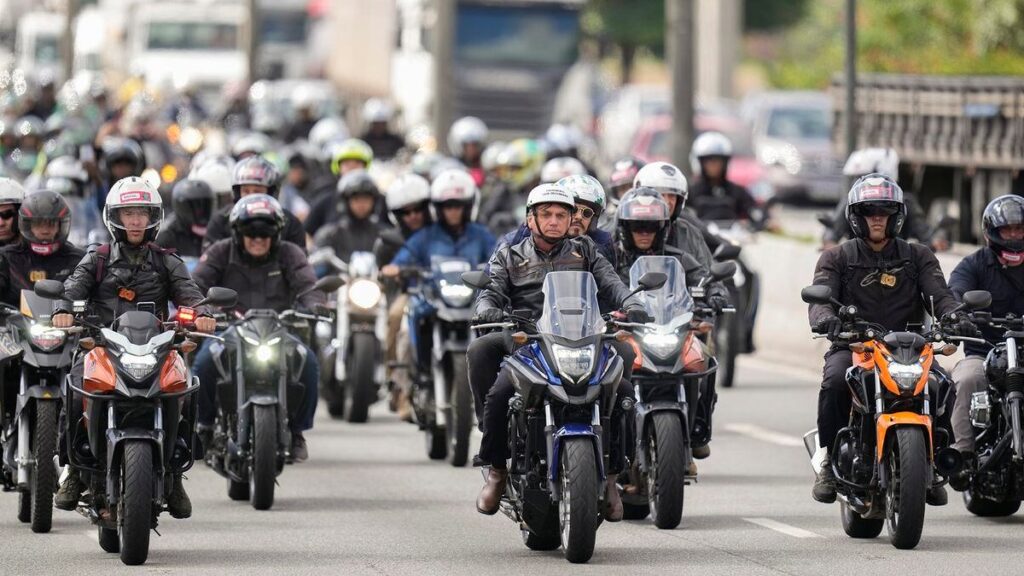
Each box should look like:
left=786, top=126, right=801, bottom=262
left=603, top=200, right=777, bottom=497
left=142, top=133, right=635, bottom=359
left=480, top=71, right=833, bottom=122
left=815, top=316, right=843, bottom=340
left=626, top=308, right=653, bottom=324
left=942, top=313, right=981, bottom=337
left=52, top=313, right=74, bottom=329
left=381, top=264, right=400, bottom=278
left=194, top=316, right=217, bottom=334
left=474, top=309, right=504, bottom=324
left=708, top=295, right=729, bottom=315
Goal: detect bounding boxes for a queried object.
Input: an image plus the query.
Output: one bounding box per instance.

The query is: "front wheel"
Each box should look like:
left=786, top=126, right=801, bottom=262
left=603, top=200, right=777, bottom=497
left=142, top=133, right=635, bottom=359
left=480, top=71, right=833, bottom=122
left=346, top=334, right=377, bottom=423
left=30, top=401, right=58, bottom=533
left=559, top=438, right=600, bottom=564
left=885, top=427, right=928, bottom=550
left=250, top=405, right=277, bottom=511
left=445, top=355, right=472, bottom=467
left=648, top=412, right=685, bottom=529
left=840, top=500, right=884, bottom=538
left=119, top=441, right=153, bottom=566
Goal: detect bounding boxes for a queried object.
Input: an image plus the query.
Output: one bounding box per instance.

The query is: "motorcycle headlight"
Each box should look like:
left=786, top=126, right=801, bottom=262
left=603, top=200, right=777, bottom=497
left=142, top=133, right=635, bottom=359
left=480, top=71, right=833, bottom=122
left=349, top=279, right=382, bottom=309
left=244, top=336, right=281, bottom=363
left=642, top=332, right=679, bottom=358
left=255, top=345, right=274, bottom=362
left=552, top=344, right=595, bottom=384
left=440, top=283, right=474, bottom=308
left=888, top=360, right=924, bottom=393
left=121, top=353, right=158, bottom=381
left=29, top=324, right=65, bottom=352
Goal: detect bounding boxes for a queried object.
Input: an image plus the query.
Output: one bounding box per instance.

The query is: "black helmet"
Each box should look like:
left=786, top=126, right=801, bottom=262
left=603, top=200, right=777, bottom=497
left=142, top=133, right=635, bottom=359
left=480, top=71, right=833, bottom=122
left=983, top=195, right=1024, bottom=255
left=19, top=189, right=71, bottom=255
left=229, top=194, right=285, bottom=252
left=100, top=137, right=145, bottom=179
left=616, top=187, right=672, bottom=253
left=231, top=156, right=280, bottom=201
left=171, top=179, right=216, bottom=234
left=337, top=169, right=379, bottom=199
left=845, top=173, right=906, bottom=240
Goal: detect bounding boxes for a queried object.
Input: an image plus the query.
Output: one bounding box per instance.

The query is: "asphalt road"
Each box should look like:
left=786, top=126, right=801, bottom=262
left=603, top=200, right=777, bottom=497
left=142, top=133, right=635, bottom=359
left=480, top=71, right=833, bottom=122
left=1, top=351, right=1022, bottom=575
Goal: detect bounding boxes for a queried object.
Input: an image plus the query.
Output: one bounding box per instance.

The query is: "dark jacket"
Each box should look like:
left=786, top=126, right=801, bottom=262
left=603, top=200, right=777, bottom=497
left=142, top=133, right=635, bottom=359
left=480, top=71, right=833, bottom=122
left=0, top=240, right=85, bottom=307
left=313, top=215, right=388, bottom=264
left=615, top=243, right=728, bottom=302
left=688, top=179, right=759, bottom=222
left=477, top=234, right=642, bottom=320
left=822, top=191, right=936, bottom=245
left=154, top=215, right=203, bottom=258
left=495, top=223, right=617, bottom=268
left=304, top=192, right=391, bottom=237
left=666, top=217, right=715, bottom=272
left=808, top=237, right=958, bottom=332
left=949, top=247, right=1024, bottom=357
left=61, top=242, right=209, bottom=324
left=359, top=130, right=405, bottom=161
left=202, top=206, right=307, bottom=253
left=193, top=239, right=324, bottom=314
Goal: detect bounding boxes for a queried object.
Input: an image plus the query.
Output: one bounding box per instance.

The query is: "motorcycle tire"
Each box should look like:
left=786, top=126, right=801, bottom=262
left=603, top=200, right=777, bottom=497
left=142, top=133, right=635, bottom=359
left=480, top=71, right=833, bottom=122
left=840, top=500, right=883, bottom=538
left=322, top=349, right=345, bottom=419
left=119, top=441, right=153, bottom=566
left=559, top=437, right=599, bottom=564
left=227, top=478, right=249, bottom=501
left=445, top=354, right=472, bottom=467
left=250, top=405, right=276, bottom=511
left=522, top=528, right=561, bottom=551
left=963, top=489, right=1021, bottom=517
left=425, top=425, right=447, bottom=460
left=648, top=412, right=685, bottom=529
left=346, top=334, right=377, bottom=424
left=17, top=490, right=29, bottom=523
left=30, top=401, right=57, bottom=533
left=885, top=427, right=928, bottom=550
left=98, top=526, right=119, bottom=553
left=715, top=301, right=739, bottom=389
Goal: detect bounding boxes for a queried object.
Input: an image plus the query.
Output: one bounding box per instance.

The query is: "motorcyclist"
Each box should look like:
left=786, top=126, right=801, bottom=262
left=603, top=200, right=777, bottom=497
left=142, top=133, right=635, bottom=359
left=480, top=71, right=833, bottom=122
left=632, top=162, right=716, bottom=272
left=230, top=132, right=271, bottom=161
left=821, top=148, right=947, bottom=251
left=598, top=156, right=645, bottom=234
left=539, top=156, right=586, bottom=184
left=447, top=116, right=488, bottom=186
left=304, top=138, right=374, bottom=237
left=98, top=137, right=145, bottom=207
left=191, top=194, right=325, bottom=462
left=203, top=155, right=308, bottom=251
left=947, top=195, right=1024, bottom=487
left=479, top=138, right=545, bottom=234
left=4, top=116, right=45, bottom=180
left=688, top=131, right=764, bottom=224
left=156, top=179, right=217, bottom=257
left=359, top=99, right=404, bottom=161
left=282, top=89, right=320, bottom=143
left=52, top=177, right=217, bottom=518
left=190, top=155, right=235, bottom=211
left=0, top=178, right=26, bottom=248
left=313, top=169, right=388, bottom=262
left=471, top=183, right=648, bottom=521
left=808, top=174, right=966, bottom=506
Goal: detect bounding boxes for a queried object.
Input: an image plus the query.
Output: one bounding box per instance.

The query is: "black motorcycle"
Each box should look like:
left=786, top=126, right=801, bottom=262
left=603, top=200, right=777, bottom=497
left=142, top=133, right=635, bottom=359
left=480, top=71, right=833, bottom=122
left=707, top=222, right=759, bottom=389
left=0, top=290, right=78, bottom=533
left=206, top=276, right=341, bottom=510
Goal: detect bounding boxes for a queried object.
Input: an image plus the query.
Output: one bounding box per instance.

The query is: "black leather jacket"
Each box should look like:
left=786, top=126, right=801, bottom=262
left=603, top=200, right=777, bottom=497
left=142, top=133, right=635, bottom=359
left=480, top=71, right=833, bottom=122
left=203, top=206, right=308, bottom=253
left=313, top=215, right=388, bottom=263
left=154, top=215, right=203, bottom=258
left=0, top=240, right=85, bottom=307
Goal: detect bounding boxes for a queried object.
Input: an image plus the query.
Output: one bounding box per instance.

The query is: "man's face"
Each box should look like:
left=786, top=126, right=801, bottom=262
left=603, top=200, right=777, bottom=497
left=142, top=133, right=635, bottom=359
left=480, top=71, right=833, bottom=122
left=569, top=203, right=595, bottom=237
left=287, top=165, right=307, bottom=187
left=661, top=193, right=677, bottom=215
left=632, top=229, right=656, bottom=251
left=397, top=204, right=427, bottom=232
left=534, top=203, right=572, bottom=240
left=243, top=235, right=272, bottom=258
left=999, top=224, right=1024, bottom=242
left=441, top=203, right=465, bottom=228
left=30, top=218, right=59, bottom=242
left=866, top=214, right=889, bottom=242
left=239, top=184, right=268, bottom=198
left=0, top=203, right=18, bottom=241
left=701, top=157, right=726, bottom=180
left=111, top=161, right=135, bottom=180
left=347, top=194, right=375, bottom=220
left=340, top=159, right=366, bottom=175
left=119, top=207, right=152, bottom=245
left=463, top=142, right=482, bottom=163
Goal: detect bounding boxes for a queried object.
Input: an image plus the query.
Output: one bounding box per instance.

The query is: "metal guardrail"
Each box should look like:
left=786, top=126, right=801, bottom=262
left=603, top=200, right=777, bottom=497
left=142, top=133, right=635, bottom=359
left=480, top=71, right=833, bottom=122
left=830, top=74, right=1024, bottom=170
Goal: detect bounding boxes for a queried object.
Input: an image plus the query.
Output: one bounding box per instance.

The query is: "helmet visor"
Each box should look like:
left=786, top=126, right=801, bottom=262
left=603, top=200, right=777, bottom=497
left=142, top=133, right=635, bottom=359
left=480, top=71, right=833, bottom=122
left=851, top=202, right=899, bottom=218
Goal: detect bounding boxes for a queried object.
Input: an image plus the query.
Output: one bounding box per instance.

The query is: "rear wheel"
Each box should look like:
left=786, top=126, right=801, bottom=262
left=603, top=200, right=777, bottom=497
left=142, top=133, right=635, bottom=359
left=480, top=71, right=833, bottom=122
left=425, top=425, right=447, bottom=460
left=648, top=412, right=685, bottom=529
left=98, top=526, right=119, bottom=553
left=963, top=489, right=1021, bottom=517
left=445, top=355, right=472, bottom=467
left=30, top=401, right=57, bottom=533
left=885, top=427, right=928, bottom=550
left=559, top=438, right=599, bottom=564
left=715, top=307, right=739, bottom=389
left=250, top=405, right=277, bottom=511
left=119, top=441, right=153, bottom=566
left=840, top=501, right=884, bottom=538
left=346, top=334, right=377, bottom=423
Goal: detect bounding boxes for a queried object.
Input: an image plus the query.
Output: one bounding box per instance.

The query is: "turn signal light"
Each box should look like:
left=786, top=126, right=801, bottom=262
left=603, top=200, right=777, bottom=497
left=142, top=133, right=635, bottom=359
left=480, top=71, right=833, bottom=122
left=695, top=322, right=713, bottom=335
left=613, top=330, right=631, bottom=342
left=511, top=331, right=529, bottom=346
left=177, top=307, right=196, bottom=324
left=849, top=342, right=875, bottom=353
left=179, top=340, right=198, bottom=354
left=938, top=343, right=958, bottom=356
left=79, top=337, right=95, bottom=350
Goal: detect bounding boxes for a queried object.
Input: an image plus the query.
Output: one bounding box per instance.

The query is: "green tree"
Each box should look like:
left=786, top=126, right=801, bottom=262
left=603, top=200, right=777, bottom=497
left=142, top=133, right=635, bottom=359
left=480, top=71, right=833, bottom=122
left=588, top=0, right=665, bottom=83
left=744, top=0, right=810, bottom=32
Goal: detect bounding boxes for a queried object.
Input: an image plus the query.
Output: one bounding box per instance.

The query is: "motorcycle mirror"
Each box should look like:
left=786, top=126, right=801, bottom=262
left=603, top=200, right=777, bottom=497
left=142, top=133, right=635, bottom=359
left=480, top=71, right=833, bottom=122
left=201, top=287, right=238, bottom=308
left=816, top=213, right=833, bottom=228
left=709, top=261, right=737, bottom=282
left=461, top=271, right=490, bottom=290
left=801, top=285, right=833, bottom=305
left=312, top=275, right=345, bottom=294
left=307, top=248, right=335, bottom=268
left=379, top=229, right=407, bottom=250
left=34, top=279, right=65, bottom=300
left=637, top=272, right=667, bottom=292
left=713, top=243, right=741, bottom=262
left=962, top=290, right=992, bottom=311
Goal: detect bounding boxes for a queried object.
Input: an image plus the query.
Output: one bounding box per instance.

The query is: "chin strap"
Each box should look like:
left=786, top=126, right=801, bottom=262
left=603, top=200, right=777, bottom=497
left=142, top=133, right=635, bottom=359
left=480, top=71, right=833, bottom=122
left=29, top=242, right=58, bottom=256
left=191, top=224, right=208, bottom=236
left=1001, top=250, right=1024, bottom=265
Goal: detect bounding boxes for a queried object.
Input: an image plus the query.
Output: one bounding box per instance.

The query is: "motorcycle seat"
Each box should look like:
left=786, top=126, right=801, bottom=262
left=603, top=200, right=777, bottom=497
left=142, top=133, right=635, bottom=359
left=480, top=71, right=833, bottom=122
left=112, top=311, right=162, bottom=345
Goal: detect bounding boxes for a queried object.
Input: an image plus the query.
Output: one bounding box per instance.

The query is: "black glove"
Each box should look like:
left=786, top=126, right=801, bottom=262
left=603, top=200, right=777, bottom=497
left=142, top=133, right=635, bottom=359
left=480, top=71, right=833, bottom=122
left=943, top=313, right=980, bottom=337
left=815, top=316, right=843, bottom=340
left=475, top=309, right=504, bottom=324
left=626, top=308, right=653, bottom=324
left=708, top=295, right=728, bottom=314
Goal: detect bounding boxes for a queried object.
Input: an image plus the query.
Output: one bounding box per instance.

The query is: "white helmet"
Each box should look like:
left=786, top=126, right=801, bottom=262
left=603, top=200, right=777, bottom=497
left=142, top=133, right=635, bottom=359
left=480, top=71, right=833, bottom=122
left=557, top=174, right=605, bottom=216
left=544, top=123, right=583, bottom=156
left=525, top=183, right=575, bottom=213
left=481, top=141, right=506, bottom=172
left=386, top=173, right=431, bottom=226
left=540, top=157, right=586, bottom=184
left=843, top=147, right=899, bottom=180
left=190, top=160, right=234, bottom=208
left=362, top=98, right=393, bottom=125
left=634, top=161, right=688, bottom=199
left=104, top=176, right=164, bottom=243
left=0, top=177, right=26, bottom=205
left=690, top=131, right=733, bottom=174
left=429, top=168, right=479, bottom=221
left=309, top=117, right=351, bottom=159
left=447, top=116, right=488, bottom=157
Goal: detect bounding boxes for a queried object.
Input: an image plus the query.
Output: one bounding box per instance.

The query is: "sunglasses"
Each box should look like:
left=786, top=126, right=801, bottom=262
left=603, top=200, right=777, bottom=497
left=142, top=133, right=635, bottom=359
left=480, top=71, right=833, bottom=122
left=575, top=207, right=595, bottom=219
left=0, top=210, right=17, bottom=221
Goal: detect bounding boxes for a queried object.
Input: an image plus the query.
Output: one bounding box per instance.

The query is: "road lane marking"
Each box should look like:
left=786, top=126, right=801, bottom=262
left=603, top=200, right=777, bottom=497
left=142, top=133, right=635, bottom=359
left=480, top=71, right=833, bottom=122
left=724, top=423, right=804, bottom=447
left=744, top=517, right=823, bottom=539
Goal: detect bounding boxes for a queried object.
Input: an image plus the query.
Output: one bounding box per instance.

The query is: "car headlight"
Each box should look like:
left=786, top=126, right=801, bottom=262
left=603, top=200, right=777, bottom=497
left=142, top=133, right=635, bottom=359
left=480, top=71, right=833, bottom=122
left=888, top=360, right=923, bottom=393
left=29, top=324, right=65, bottom=352
left=552, top=344, right=594, bottom=384
left=642, top=332, right=679, bottom=358
left=121, top=353, right=158, bottom=381
left=349, top=279, right=382, bottom=309
left=440, top=283, right=474, bottom=308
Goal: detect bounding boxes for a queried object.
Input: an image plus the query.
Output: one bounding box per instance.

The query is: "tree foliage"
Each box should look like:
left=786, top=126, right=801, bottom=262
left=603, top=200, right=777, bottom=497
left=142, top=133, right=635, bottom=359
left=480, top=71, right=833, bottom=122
left=743, top=0, right=810, bottom=32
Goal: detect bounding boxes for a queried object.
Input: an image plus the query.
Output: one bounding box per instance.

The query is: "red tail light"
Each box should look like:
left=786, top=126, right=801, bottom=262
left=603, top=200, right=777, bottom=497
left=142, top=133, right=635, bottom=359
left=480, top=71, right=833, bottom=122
left=177, top=307, right=196, bottom=324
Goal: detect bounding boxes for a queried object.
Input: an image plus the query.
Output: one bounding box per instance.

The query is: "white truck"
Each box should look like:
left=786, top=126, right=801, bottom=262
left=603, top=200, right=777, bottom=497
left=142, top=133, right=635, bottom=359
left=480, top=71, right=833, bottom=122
left=15, top=11, right=64, bottom=82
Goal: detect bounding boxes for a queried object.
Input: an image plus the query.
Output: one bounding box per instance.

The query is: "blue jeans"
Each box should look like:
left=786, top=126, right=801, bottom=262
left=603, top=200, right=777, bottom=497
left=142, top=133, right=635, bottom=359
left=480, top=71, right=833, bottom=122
left=193, top=335, right=319, bottom=433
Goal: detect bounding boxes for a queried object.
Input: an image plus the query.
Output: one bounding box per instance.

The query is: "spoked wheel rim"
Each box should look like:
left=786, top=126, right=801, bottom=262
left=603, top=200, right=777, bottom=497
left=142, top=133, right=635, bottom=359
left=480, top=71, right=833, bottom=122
left=559, top=461, right=572, bottom=547
left=647, top=432, right=659, bottom=514
left=886, top=447, right=900, bottom=531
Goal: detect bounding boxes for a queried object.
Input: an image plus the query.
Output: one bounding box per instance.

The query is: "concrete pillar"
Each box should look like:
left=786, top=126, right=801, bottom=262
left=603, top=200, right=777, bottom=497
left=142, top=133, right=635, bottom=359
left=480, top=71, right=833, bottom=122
left=695, top=0, right=741, bottom=100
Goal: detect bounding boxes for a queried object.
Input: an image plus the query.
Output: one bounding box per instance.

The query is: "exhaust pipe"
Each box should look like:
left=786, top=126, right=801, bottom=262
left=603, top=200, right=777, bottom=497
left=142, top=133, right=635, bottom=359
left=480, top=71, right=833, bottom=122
left=935, top=447, right=964, bottom=476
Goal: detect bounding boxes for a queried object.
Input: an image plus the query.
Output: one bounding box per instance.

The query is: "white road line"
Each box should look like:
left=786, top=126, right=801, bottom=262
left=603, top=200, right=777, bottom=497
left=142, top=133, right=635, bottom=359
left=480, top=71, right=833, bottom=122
left=743, top=517, right=823, bottom=539
left=724, top=423, right=805, bottom=447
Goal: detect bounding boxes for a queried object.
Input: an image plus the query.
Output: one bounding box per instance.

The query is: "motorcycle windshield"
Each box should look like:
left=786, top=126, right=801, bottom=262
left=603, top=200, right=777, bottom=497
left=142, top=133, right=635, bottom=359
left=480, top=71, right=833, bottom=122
left=536, top=271, right=604, bottom=340
left=19, top=289, right=58, bottom=320
left=628, top=256, right=694, bottom=327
